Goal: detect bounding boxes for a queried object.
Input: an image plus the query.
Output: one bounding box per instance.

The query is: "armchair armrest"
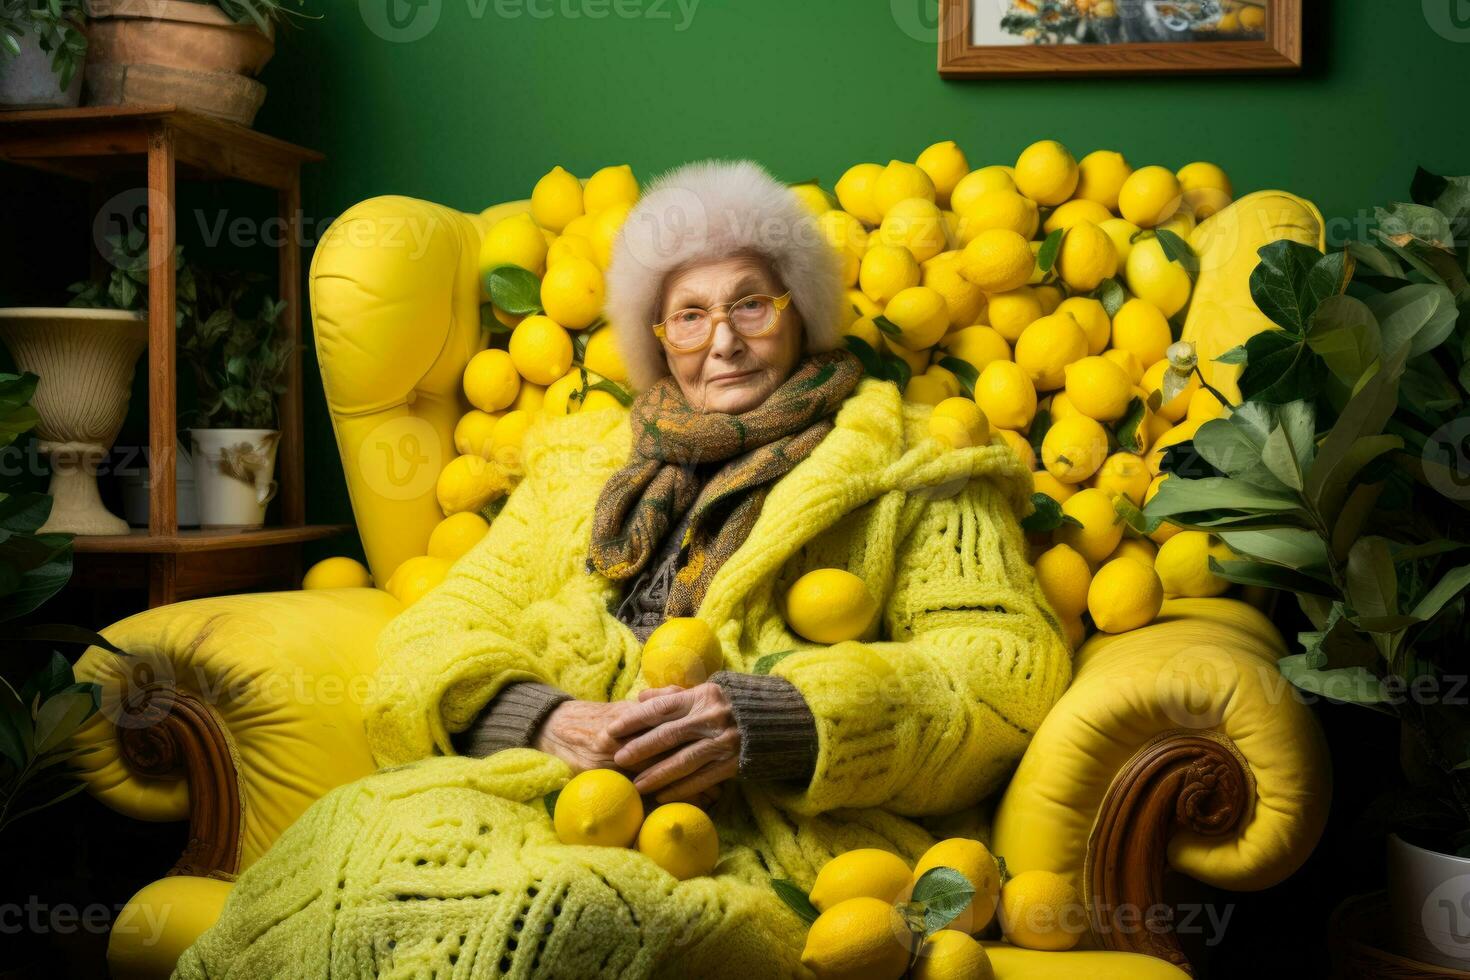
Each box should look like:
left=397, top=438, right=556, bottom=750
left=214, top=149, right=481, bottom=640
left=992, top=597, right=1330, bottom=972
left=70, top=587, right=401, bottom=877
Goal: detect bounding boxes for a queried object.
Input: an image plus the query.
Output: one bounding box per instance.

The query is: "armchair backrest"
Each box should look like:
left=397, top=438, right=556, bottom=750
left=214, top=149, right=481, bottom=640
left=308, top=195, right=528, bottom=583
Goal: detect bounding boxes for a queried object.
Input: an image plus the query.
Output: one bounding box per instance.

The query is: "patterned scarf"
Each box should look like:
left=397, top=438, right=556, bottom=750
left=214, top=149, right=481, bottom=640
left=588, top=349, right=862, bottom=618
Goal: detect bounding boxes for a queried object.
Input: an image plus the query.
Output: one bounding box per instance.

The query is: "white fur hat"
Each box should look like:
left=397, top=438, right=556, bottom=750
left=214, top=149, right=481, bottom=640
left=605, top=159, right=845, bottom=391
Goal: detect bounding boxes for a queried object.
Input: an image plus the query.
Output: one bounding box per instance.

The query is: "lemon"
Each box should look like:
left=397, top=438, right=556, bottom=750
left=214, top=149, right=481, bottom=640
left=846, top=315, right=883, bottom=352
left=1155, top=209, right=1196, bottom=241
left=1145, top=474, right=1181, bottom=545
left=588, top=202, right=633, bottom=269
left=914, top=930, right=994, bottom=980
left=386, top=555, right=449, bottom=607
left=530, top=165, right=583, bottom=234
left=810, top=848, right=914, bottom=911
left=641, top=617, right=723, bottom=688
left=1118, top=166, right=1183, bottom=229
left=1141, top=357, right=1198, bottom=422
left=975, top=361, right=1037, bottom=432
left=1088, top=557, right=1165, bottom=633
left=1187, top=387, right=1225, bottom=422
left=1177, top=161, right=1233, bottom=220
left=1042, top=198, right=1113, bottom=235
left=791, top=182, right=832, bottom=216
left=540, top=255, right=604, bottom=330
left=836, top=162, right=886, bottom=226
left=916, top=140, right=970, bottom=209
left=908, top=369, right=957, bottom=407
left=878, top=198, right=947, bottom=263
left=993, top=429, right=1033, bottom=470
left=801, top=897, right=913, bottom=980
left=490, top=306, right=524, bottom=332
left=427, top=512, right=490, bottom=563
left=884, top=286, right=950, bottom=351
left=480, top=212, right=548, bottom=276
left=582, top=326, right=628, bottom=383
left=1063, top=355, right=1132, bottom=422
left=929, top=396, right=990, bottom=449
left=1111, top=536, right=1158, bottom=566
left=1014, top=312, right=1087, bottom=391
left=509, top=315, right=574, bottom=386
left=1034, top=285, right=1063, bottom=315
left=490, top=409, right=532, bottom=474
left=1074, top=150, right=1134, bottom=212
left=463, top=348, right=521, bottom=412
left=985, top=287, right=1042, bottom=343
left=1052, top=297, right=1108, bottom=355
left=1042, top=416, right=1108, bottom=484
left=941, top=325, right=1010, bottom=374
left=941, top=210, right=962, bottom=250
left=860, top=245, right=922, bottom=306
left=1239, top=4, right=1265, bottom=30
left=786, top=568, right=877, bottom=644
left=819, top=209, right=870, bottom=287
left=1014, top=140, right=1079, bottom=206
left=1125, top=236, right=1192, bottom=318
left=1098, top=217, right=1141, bottom=267
left=454, top=409, right=501, bottom=458
left=1056, top=221, right=1119, bottom=292
left=553, top=769, right=643, bottom=848
left=999, top=870, right=1086, bottom=952
left=955, top=189, right=1040, bottom=241
left=849, top=289, right=884, bottom=323
left=922, top=251, right=987, bottom=329
left=1061, top=615, right=1087, bottom=650
left=950, top=165, right=1018, bottom=216
left=436, top=454, right=511, bottom=516
left=637, top=803, right=720, bottom=880
left=1110, top=299, right=1173, bottom=368
left=303, top=556, right=372, bottom=590
left=961, top=229, right=1035, bottom=293
left=1031, top=469, right=1077, bottom=505
left=1156, top=530, right=1233, bottom=597
left=513, top=382, right=546, bottom=413
left=884, top=335, right=931, bottom=377
left=1091, top=451, right=1151, bottom=505
left=1059, top=487, right=1124, bottom=564
left=1034, top=543, right=1092, bottom=619
left=913, top=837, right=1002, bottom=935
left=547, top=232, right=598, bottom=268
left=1102, top=347, right=1142, bottom=385
left=582, top=164, right=639, bottom=213
left=873, top=159, right=936, bottom=218
left=581, top=389, right=624, bottom=413
left=561, top=212, right=597, bottom=241
left=1046, top=391, right=1079, bottom=421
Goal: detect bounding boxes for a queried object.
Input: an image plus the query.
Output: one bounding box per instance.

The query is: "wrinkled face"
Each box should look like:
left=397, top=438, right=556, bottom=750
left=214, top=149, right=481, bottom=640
left=658, top=254, right=803, bottom=414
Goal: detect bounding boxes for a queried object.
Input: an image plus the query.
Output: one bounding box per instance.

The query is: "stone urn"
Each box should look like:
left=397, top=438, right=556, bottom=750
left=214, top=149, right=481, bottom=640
left=0, top=308, right=147, bottom=535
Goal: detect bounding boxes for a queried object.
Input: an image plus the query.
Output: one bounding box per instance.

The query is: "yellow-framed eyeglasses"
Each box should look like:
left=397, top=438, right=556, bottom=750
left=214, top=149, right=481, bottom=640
left=652, top=292, right=792, bottom=353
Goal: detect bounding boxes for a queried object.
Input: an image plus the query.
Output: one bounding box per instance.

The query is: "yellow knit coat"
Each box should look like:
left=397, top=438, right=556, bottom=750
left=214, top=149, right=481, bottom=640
left=173, top=379, right=1071, bottom=979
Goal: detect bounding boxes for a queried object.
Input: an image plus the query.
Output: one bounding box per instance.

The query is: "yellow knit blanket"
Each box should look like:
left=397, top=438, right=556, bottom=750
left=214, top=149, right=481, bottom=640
left=174, top=379, right=1071, bottom=979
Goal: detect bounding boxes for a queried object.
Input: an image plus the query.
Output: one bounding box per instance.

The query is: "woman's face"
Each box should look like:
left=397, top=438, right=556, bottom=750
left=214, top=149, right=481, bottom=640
left=658, top=254, right=803, bottom=414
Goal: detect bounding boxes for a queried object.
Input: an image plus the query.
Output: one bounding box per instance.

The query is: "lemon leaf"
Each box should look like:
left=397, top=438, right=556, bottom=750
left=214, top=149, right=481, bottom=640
left=845, top=334, right=887, bottom=378
left=1114, top=494, right=1161, bottom=536
left=542, top=789, right=560, bottom=820
left=586, top=378, right=634, bottom=407
left=1154, top=229, right=1199, bottom=279
left=480, top=305, right=514, bottom=335
left=770, top=879, right=820, bottom=925
left=1021, top=492, right=1081, bottom=533
left=1094, top=278, right=1127, bottom=318
left=911, top=866, right=975, bottom=935
left=485, top=264, right=544, bottom=316
left=937, top=356, right=978, bottom=397
left=1036, top=228, right=1064, bottom=274
left=752, top=650, right=796, bottom=675
left=872, top=315, right=902, bottom=338
left=1114, top=396, right=1147, bottom=454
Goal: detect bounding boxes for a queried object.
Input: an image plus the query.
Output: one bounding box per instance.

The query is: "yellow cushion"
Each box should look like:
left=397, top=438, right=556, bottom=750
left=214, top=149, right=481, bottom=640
left=993, top=597, right=1330, bottom=894
left=985, top=942, right=1189, bottom=979
left=107, top=876, right=233, bottom=980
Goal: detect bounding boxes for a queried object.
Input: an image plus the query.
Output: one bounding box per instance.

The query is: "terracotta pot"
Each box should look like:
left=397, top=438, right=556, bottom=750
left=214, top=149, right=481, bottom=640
left=84, top=0, right=274, bottom=75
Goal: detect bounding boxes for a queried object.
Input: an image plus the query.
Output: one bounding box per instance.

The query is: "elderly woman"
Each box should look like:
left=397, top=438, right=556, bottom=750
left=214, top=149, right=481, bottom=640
left=173, top=161, right=1070, bottom=978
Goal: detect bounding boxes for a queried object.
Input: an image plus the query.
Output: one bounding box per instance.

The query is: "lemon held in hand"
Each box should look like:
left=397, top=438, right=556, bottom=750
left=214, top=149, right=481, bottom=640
left=640, top=617, right=723, bottom=688
left=637, top=803, right=719, bottom=880
left=785, top=569, right=877, bottom=644
left=810, top=848, right=914, bottom=911
left=553, top=769, right=643, bottom=848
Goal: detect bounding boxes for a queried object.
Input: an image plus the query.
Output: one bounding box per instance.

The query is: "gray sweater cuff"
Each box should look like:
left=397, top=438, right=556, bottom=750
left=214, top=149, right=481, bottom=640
left=710, top=670, right=818, bottom=784
left=451, top=682, right=572, bottom=758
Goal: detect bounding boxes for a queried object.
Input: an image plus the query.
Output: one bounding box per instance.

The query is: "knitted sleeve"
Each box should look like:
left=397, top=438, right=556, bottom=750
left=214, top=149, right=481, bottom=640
left=769, top=477, right=1073, bottom=818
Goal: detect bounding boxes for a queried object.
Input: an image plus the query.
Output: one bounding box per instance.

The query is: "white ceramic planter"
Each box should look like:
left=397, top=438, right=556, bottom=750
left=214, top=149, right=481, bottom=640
left=190, top=428, right=279, bottom=529
left=0, top=307, right=147, bottom=536
left=1388, top=832, right=1470, bottom=968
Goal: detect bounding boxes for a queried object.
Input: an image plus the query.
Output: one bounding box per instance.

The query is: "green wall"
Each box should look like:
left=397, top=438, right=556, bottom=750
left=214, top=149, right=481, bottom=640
left=252, top=0, right=1470, bottom=539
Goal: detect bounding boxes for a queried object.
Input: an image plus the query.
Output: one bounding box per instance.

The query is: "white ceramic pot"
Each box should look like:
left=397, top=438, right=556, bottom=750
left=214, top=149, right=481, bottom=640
left=1388, top=832, right=1470, bottom=968
left=190, top=428, right=278, bottom=529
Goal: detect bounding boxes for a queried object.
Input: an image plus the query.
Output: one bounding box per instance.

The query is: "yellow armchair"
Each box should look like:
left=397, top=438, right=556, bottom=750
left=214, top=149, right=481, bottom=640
left=69, top=191, right=1330, bottom=979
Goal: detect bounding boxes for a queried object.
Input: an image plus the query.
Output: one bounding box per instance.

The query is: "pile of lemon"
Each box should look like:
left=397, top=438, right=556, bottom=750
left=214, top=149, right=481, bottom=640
left=550, top=767, right=721, bottom=881
left=795, top=839, right=1087, bottom=979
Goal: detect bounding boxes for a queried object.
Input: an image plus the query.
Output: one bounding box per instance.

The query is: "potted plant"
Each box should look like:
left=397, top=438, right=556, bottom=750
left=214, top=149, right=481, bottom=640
left=0, top=0, right=87, bottom=109
left=1141, top=168, right=1470, bottom=969
left=69, top=227, right=291, bottom=529
left=82, top=0, right=308, bottom=126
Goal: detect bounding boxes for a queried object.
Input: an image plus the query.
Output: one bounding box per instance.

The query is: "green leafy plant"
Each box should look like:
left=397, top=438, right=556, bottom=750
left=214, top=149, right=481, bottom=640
left=1142, top=168, right=1470, bottom=851
left=183, top=0, right=310, bottom=31
left=0, top=0, right=87, bottom=89
left=68, top=228, right=293, bottom=430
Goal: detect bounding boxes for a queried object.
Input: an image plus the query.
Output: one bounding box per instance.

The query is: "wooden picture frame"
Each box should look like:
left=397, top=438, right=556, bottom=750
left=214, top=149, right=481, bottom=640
left=939, top=0, right=1302, bottom=77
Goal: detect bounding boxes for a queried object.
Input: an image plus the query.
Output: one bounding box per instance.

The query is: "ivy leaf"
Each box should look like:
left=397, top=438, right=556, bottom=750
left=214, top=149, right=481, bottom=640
left=1249, top=240, right=1346, bottom=335
left=485, top=265, right=543, bottom=316
left=1036, top=228, right=1064, bottom=275
left=1236, top=330, right=1326, bottom=405
left=770, top=880, right=820, bottom=926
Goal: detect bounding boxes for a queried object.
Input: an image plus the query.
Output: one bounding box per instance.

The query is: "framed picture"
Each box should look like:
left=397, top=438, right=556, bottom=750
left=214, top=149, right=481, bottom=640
left=939, top=0, right=1302, bottom=77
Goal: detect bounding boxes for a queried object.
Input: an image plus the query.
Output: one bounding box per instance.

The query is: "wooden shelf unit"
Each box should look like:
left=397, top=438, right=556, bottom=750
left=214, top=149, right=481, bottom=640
left=0, top=104, right=349, bottom=606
